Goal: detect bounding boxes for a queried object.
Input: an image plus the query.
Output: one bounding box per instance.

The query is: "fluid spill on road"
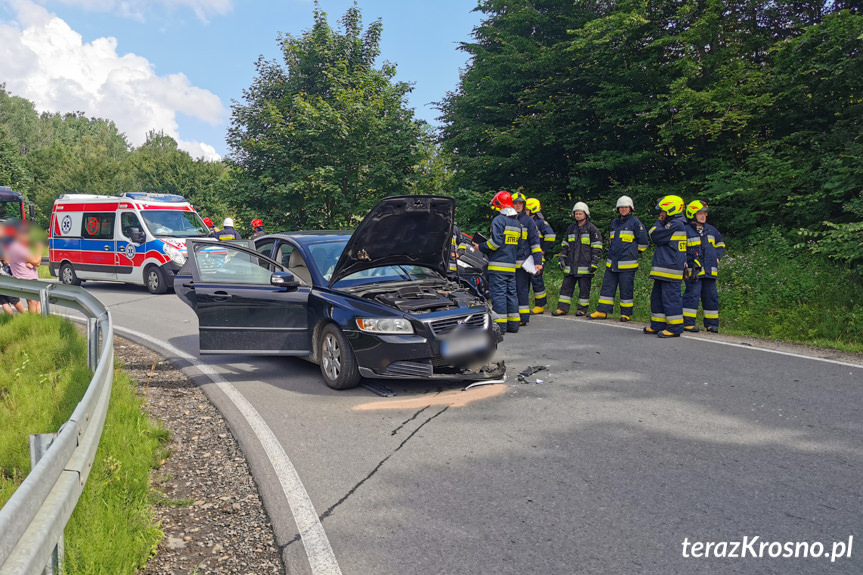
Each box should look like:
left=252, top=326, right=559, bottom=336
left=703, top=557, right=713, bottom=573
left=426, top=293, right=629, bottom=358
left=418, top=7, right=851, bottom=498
left=352, top=383, right=507, bottom=411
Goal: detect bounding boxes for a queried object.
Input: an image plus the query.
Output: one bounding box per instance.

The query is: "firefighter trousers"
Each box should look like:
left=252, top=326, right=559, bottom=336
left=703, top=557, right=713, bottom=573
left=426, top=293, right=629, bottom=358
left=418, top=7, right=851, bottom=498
left=530, top=269, right=547, bottom=308
left=489, top=271, right=520, bottom=333
left=650, top=279, right=684, bottom=334
left=557, top=275, right=592, bottom=314
left=516, top=268, right=533, bottom=323
left=596, top=270, right=635, bottom=316
left=683, top=278, right=719, bottom=328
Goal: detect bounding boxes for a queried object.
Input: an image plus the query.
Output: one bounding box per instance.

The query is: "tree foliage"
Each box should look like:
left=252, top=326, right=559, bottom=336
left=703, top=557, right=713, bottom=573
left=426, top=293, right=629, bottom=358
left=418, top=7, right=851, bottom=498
left=227, top=5, right=432, bottom=230
left=440, top=1, right=863, bottom=265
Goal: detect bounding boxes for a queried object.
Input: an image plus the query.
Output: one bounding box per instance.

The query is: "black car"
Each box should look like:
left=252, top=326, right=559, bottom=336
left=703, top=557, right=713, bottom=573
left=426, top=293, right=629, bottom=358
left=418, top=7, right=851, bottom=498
left=174, top=195, right=504, bottom=389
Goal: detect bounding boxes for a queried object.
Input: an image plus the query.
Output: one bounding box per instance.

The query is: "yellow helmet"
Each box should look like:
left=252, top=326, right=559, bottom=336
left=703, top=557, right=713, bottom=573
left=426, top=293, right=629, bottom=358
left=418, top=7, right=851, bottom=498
left=525, top=198, right=541, bottom=214
left=656, top=195, right=685, bottom=216
left=686, top=200, right=708, bottom=220
left=511, top=192, right=527, bottom=205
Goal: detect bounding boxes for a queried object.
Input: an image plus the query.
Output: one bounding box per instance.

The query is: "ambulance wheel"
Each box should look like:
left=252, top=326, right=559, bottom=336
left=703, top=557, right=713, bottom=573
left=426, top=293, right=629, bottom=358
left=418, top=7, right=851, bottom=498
left=59, top=263, right=81, bottom=286
left=318, top=324, right=361, bottom=390
left=145, top=265, right=169, bottom=295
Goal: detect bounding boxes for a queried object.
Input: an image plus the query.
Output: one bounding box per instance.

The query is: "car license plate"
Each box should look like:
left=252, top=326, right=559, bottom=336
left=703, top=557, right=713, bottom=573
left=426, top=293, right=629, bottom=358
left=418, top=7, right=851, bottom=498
left=441, top=334, right=489, bottom=358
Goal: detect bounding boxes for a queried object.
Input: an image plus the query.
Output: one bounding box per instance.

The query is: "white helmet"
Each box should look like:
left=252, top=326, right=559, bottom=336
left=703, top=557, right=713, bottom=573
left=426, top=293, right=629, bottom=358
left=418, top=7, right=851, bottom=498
left=571, top=202, right=590, bottom=218
left=616, top=195, right=635, bottom=211
left=223, top=218, right=234, bottom=227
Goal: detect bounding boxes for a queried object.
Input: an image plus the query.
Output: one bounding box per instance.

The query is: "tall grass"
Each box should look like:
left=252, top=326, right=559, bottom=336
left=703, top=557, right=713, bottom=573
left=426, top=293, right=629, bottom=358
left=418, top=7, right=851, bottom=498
left=537, top=228, right=863, bottom=351
left=0, top=314, right=167, bottom=573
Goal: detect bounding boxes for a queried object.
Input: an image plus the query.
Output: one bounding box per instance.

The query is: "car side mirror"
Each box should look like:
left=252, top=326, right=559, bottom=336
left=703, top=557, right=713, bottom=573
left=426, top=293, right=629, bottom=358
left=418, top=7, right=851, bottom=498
left=129, top=226, right=145, bottom=244
left=271, top=271, right=299, bottom=290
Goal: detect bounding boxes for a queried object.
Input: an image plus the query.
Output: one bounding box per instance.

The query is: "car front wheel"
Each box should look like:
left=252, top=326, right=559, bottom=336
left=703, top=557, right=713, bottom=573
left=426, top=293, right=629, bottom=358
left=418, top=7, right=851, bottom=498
left=319, top=324, right=361, bottom=390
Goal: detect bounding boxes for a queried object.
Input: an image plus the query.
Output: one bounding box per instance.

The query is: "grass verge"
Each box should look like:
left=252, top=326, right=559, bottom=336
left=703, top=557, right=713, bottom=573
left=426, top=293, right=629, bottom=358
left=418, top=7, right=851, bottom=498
left=0, top=313, right=167, bottom=574
left=535, top=228, right=863, bottom=352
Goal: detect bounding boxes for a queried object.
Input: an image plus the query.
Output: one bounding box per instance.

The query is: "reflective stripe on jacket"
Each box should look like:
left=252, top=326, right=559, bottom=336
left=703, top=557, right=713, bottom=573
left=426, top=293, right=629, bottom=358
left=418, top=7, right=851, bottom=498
left=560, top=220, right=602, bottom=276
left=605, top=214, right=649, bottom=272
left=697, top=222, right=725, bottom=277
left=532, top=212, right=556, bottom=253
left=648, top=214, right=687, bottom=282
left=479, top=208, right=519, bottom=274
left=516, top=212, right=543, bottom=267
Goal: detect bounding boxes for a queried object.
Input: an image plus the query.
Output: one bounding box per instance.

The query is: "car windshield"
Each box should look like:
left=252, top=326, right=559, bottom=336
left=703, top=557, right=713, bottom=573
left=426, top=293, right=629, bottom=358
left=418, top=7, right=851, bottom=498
left=0, top=201, right=22, bottom=223
left=141, top=210, right=208, bottom=238
left=306, top=239, right=442, bottom=286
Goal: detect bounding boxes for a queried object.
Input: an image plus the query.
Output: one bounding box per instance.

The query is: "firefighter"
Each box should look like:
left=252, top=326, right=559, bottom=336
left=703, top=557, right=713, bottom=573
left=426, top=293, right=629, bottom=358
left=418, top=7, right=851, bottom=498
left=682, top=200, right=725, bottom=333
left=552, top=202, right=602, bottom=316
left=526, top=197, right=555, bottom=314
left=217, top=218, right=242, bottom=241
left=588, top=195, right=648, bottom=321
left=447, top=224, right=470, bottom=280
left=512, top=193, right=544, bottom=325
left=202, top=217, right=214, bottom=232
left=476, top=191, right=522, bottom=333
left=249, top=218, right=266, bottom=240
left=644, top=195, right=688, bottom=337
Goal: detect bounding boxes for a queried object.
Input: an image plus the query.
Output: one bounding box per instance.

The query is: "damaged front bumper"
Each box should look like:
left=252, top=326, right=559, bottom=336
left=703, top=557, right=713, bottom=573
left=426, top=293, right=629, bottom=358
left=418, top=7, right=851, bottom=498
left=358, top=360, right=506, bottom=381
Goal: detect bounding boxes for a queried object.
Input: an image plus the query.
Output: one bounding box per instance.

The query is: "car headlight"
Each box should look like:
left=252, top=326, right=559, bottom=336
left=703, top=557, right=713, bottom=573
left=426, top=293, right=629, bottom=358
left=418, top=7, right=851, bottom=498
left=164, top=245, right=187, bottom=265
left=355, top=318, right=414, bottom=334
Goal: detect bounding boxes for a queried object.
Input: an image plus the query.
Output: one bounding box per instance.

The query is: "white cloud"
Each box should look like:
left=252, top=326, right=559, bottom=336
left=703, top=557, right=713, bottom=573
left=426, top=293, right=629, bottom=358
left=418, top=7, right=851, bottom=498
left=0, top=0, right=224, bottom=160
left=39, top=0, right=233, bottom=22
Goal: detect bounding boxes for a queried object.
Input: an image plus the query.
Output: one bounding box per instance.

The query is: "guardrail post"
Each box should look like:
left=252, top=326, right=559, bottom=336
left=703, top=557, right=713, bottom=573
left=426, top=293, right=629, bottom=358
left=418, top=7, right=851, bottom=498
left=29, top=434, right=63, bottom=575
left=86, top=317, right=99, bottom=372
left=39, top=286, right=51, bottom=318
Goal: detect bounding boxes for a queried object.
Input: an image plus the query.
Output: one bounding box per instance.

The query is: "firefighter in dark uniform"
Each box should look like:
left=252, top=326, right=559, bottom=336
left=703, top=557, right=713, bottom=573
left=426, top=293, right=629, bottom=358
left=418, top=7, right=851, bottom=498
left=552, top=202, right=603, bottom=316
left=526, top=197, right=555, bottom=314
left=511, top=193, right=544, bottom=325
left=589, top=195, right=649, bottom=321
left=217, top=218, right=242, bottom=241
left=682, top=200, right=725, bottom=333
left=476, top=191, right=522, bottom=333
left=447, top=225, right=470, bottom=280
left=644, top=195, right=688, bottom=337
left=249, top=218, right=266, bottom=240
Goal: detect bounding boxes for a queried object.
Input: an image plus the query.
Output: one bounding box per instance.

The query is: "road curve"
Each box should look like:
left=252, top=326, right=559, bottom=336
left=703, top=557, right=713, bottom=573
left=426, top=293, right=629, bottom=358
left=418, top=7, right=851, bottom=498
left=74, top=282, right=863, bottom=575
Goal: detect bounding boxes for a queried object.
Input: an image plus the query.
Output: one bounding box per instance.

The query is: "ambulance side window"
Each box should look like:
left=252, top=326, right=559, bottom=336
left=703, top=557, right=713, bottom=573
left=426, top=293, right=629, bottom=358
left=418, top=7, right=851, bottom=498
left=83, top=213, right=115, bottom=240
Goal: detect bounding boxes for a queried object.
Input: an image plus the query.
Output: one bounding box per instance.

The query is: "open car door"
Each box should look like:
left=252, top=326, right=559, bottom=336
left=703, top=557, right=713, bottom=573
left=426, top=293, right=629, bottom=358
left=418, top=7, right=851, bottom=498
left=182, top=239, right=312, bottom=355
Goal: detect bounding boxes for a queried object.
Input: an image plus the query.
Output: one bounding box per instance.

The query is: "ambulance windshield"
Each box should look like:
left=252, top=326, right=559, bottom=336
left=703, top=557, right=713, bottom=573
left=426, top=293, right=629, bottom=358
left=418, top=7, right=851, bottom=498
left=140, top=210, right=208, bottom=238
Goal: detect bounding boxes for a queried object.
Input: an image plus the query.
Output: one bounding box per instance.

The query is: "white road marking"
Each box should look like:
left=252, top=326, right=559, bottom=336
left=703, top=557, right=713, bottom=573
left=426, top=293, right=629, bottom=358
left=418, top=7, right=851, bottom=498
left=550, top=315, right=863, bottom=370
left=113, top=326, right=342, bottom=575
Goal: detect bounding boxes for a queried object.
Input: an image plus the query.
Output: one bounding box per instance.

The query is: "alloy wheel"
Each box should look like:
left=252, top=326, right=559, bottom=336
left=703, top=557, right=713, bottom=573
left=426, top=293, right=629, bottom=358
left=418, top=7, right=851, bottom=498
left=322, top=333, right=341, bottom=380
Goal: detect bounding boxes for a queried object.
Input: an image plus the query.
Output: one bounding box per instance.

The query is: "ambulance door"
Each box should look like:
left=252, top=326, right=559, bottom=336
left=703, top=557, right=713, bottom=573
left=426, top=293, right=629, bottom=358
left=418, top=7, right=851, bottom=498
left=79, top=212, right=117, bottom=281
left=116, top=211, right=147, bottom=283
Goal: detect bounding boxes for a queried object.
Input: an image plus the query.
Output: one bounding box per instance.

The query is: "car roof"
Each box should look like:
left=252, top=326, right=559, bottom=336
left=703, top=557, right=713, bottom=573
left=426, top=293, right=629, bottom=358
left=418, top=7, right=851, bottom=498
left=265, top=231, right=352, bottom=245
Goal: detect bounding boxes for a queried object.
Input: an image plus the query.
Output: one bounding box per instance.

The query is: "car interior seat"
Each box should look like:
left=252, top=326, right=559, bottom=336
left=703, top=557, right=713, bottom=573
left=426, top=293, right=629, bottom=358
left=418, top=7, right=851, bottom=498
left=288, top=250, right=312, bottom=285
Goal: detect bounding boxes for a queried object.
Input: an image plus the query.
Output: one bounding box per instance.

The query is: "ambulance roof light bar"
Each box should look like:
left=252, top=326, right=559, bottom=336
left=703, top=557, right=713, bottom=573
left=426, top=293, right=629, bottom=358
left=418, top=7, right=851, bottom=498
left=121, top=192, right=187, bottom=203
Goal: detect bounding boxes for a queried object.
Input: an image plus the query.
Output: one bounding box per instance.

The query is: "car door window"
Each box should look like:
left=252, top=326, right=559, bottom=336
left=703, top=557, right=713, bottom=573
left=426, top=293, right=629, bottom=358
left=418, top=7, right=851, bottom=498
left=194, top=243, right=275, bottom=285
left=256, top=239, right=275, bottom=259
left=120, top=212, right=145, bottom=242
left=83, top=213, right=115, bottom=239
left=274, top=243, right=294, bottom=268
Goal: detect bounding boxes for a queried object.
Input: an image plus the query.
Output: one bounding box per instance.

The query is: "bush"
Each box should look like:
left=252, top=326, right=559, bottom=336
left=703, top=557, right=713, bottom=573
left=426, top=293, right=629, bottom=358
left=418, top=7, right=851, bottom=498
left=538, top=228, right=863, bottom=350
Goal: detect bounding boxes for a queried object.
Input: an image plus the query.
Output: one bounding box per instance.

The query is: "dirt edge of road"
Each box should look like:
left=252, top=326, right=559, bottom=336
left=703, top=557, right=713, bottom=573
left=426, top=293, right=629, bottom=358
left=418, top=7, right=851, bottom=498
left=115, top=336, right=285, bottom=575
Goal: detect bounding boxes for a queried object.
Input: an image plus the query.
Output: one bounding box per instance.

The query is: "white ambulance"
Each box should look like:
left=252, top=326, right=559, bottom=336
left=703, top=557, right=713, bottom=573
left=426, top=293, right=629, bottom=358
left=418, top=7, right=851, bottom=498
left=49, top=193, right=210, bottom=293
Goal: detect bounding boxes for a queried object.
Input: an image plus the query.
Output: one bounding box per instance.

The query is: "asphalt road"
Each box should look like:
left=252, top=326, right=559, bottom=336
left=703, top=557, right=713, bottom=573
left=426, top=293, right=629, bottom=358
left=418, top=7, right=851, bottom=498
left=72, top=282, right=862, bottom=575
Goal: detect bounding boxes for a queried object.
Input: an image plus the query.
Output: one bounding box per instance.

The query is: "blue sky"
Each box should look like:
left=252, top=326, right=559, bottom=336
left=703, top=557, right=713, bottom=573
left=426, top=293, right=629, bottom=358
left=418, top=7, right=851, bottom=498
left=13, top=1, right=483, bottom=158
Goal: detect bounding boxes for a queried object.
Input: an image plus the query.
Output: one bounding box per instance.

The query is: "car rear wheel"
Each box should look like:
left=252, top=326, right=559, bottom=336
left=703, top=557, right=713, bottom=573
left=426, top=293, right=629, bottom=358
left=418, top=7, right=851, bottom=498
left=59, top=263, right=82, bottom=286
left=319, top=324, right=361, bottom=390
left=145, top=265, right=169, bottom=295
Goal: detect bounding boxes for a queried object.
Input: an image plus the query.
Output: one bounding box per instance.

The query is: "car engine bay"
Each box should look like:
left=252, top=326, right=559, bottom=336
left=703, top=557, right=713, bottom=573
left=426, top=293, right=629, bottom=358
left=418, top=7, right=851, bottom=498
left=353, top=283, right=486, bottom=313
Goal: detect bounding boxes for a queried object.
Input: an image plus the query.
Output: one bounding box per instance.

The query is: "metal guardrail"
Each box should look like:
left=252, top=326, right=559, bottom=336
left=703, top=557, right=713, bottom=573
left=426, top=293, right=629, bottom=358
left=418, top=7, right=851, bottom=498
left=0, top=277, right=113, bottom=575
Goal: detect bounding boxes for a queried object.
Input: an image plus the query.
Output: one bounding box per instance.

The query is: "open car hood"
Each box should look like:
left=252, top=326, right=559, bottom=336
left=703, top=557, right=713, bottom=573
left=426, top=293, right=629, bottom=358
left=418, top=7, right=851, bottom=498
left=329, top=195, right=454, bottom=287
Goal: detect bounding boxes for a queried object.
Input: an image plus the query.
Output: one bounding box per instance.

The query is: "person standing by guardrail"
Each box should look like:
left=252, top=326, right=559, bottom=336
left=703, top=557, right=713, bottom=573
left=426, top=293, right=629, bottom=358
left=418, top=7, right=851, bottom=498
left=6, top=223, right=43, bottom=313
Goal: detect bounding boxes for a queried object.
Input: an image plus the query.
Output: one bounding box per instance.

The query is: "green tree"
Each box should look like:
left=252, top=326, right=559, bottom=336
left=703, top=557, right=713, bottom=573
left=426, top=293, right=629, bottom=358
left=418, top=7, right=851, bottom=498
left=227, top=5, right=430, bottom=230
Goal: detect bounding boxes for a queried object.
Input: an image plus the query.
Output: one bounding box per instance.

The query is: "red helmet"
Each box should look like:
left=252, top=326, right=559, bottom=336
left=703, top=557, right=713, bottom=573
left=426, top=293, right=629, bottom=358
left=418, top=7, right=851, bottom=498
left=202, top=217, right=214, bottom=227
left=251, top=218, right=263, bottom=229
left=490, top=190, right=513, bottom=210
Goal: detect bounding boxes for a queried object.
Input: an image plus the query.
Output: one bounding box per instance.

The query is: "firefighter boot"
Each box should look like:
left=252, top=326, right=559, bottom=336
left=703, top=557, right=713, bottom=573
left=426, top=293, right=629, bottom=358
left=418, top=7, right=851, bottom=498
left=684, top=326, right=700, bottom=333
left=587, top=312, right=607, bottom=320
left=552, top=309, right=567, bottom=317
left=531, top=306, right=545, bottom=314
left=620, top=316, right=631, bottom=323
left=657, top=330, right=681, bottom=338
left=643, top=327, right=659, bottom=335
